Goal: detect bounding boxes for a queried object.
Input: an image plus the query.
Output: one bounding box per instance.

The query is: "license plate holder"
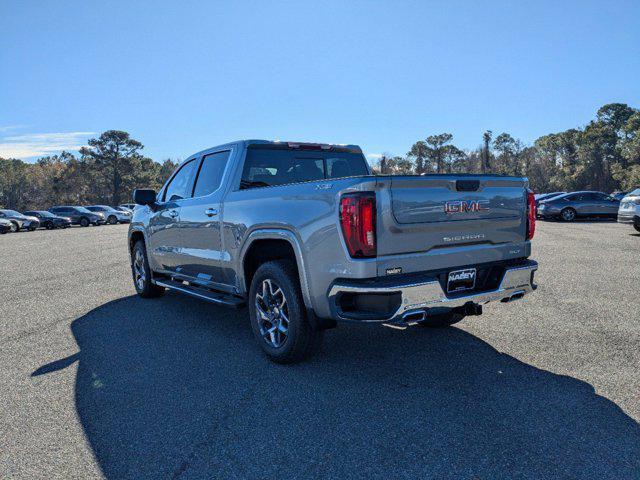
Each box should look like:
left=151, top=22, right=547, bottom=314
left=447, top=268, right=477, bottom=293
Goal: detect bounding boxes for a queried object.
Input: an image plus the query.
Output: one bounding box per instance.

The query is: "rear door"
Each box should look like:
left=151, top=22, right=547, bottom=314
left=177, top=150, right=232, bottom=288
left=375, top=175, right=527, bottom=272
left=147, top=159, right=198, bottom=274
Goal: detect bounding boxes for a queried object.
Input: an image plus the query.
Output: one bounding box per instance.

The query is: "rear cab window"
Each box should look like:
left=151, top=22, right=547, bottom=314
left=240, top=144, right=369, bottom=190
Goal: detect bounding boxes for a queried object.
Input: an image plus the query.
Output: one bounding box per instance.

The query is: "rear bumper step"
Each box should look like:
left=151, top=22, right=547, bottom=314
left=328, top=260, right=537, bottom=326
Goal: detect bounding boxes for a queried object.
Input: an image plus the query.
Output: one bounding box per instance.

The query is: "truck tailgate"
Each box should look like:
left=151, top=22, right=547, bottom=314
left=376, top=175, right=527, bottom=264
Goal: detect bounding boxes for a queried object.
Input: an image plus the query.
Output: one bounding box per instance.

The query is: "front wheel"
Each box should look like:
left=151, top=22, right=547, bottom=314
left=45, top=222, right=54, bottom=230
left=560, top=208, right=576, bottom=222
left=634, top=223, right=640, bottom=233
left=79, top=217, right=90, bottom=227
left=107, top=215, right=118, bottom=225
left=9, top=221, right=18, bottom=233
left=249, top=260, right=323, bottom=363
left=131, top=240, right=165, bottom=298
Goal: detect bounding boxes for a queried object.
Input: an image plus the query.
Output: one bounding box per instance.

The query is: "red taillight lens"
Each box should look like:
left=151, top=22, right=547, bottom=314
left=527, top=190, right=536, bottom=240
left=340, top=193, right=376, bottom=258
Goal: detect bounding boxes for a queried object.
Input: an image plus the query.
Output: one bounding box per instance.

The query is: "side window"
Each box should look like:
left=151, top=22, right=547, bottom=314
left=164, top=160, right=197, bottom=202
left=0, top=212, right=5, bottom=218
left=193, top=151, right=231, bottom=197
left=326, top=157, right=368, bottom=178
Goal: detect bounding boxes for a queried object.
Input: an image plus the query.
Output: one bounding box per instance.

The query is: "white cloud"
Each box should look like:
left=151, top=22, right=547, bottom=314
left=0, top=132, right=95, bottom=159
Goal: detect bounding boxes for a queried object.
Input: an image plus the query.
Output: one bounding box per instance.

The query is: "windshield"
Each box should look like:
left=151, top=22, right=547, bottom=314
left=37, top=211, right=55, bottom=217
left=76, top=207, right=93, bottom=214
left=1, top=210, right=22, bottom=216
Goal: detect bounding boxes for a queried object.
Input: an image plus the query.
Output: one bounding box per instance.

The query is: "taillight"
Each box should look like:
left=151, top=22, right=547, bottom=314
left=340, top=192, right=376, bottom=258
left=527, top=189, right=536, bottom=240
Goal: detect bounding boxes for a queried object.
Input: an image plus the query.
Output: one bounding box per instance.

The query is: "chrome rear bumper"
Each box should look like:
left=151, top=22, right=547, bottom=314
left=328, top=260, right=538, bottom=327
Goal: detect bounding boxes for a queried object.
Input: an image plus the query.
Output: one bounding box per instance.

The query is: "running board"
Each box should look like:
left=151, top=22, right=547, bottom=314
left=153, top=278, right=245, bottom=309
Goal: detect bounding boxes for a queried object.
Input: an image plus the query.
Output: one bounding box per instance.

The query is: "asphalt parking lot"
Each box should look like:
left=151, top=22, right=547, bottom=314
left=1, top=222, right=639, bottom=479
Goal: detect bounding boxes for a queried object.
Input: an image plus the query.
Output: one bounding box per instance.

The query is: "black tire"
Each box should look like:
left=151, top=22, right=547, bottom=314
left=634, top=223, right=640, bottom=233
left=79, top=217, right=90, bottom=227
left=28, top=226, right=37, bottom=231
left=9, top=221, right=19, bottom=233
left=131, top=240, right=165, bottom=298
left=107, top=215, right=117, bottom=225
left=417, top=309, right=465, bottom=328
left=249, top=260, right=323, bottom=364
left=45, top=221, right=54, bottom=230
left=560, top=208, right=576, bottom=222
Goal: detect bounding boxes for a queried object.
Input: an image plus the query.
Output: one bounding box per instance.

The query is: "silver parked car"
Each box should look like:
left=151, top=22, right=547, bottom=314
left=538, top=191, right=620, bottom=221
left=617, top=188, right=640, bottom=232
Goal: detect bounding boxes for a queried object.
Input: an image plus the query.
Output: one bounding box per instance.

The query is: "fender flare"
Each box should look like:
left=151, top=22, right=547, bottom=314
left=239, top=229, right=313, bottom=309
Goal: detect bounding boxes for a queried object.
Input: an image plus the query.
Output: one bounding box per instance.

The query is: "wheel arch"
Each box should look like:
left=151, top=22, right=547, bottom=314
left=239, top=229, right=312, bottom=309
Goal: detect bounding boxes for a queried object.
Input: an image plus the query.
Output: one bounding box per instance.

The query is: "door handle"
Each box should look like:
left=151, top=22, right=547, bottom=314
left=205, top=208, right=218, bottom=217
left=168, top=210, right=179, bottom=218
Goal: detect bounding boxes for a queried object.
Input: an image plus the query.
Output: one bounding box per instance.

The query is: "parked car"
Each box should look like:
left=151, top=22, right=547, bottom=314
left=114, top=205, right=133, bottom=213
left=49, top=206, right=106, bottom=227
left=0, top=209, right=40, bottom=231
left=22, top=210, right=72, bottom=229
left=534, top=192, right=565, bottom=205
left=538, top=191, right=620, bottom=221
left=617, top=188, right=640, bottom=232
left=119, top=203, right=136, bottom=211
left=85, top=205, right=132, bottom=224
left=128, top=140, right=538, bottom=363
left=610, top=191, right=629, bottom=201
left=0, top=218, right=12, bottom=234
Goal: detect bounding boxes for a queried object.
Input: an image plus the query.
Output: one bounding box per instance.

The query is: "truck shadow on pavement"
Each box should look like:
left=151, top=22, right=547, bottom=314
left=33, top=294, right=640, bottom=480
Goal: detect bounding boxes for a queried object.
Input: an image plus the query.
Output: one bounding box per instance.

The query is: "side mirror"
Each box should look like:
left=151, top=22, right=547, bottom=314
left=133, top=189, right=157, bottom=206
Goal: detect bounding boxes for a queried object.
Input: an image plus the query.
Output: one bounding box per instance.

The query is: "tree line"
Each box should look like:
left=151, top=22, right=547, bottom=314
left=375, top=103, right=640, bottom=193
left=1, top=103, right=639, bottom=211
left=0, top=131, right=178, bottom=211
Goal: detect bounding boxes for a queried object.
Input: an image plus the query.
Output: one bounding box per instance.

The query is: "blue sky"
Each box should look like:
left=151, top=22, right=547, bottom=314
left=1, top=0, right=639, bottom=163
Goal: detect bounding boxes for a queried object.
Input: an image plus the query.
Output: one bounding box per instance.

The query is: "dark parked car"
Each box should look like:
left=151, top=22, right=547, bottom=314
left=0, top=209, right=40, bottom=231
left=0, top=218, right=12, bottom=234
left=538, top=191, right=620, bottom=221
left=85, top=205, right=132, bottom=224
left=49, top=206, right=106, bottom=227
left=23, top=210, right=72, bottom=229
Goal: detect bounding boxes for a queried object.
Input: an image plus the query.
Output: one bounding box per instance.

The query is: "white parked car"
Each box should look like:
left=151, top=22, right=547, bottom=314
left=85, top=205, right=132, bottom=224
left=617, top=188, right=640, bottom=232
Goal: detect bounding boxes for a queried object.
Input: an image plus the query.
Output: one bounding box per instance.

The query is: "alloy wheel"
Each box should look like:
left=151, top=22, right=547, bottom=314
left=133, top=249, right=146, bottom=290
left=255, top=278, right=289, bottom=348
left=562, top=209, right=575, bottom=221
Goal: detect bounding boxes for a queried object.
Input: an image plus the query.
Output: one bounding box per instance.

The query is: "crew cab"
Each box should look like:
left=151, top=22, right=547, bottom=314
left=129, top=140, right=538, bottom=363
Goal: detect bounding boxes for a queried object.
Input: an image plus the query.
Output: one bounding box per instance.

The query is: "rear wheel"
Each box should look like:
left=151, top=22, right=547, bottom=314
left=417, top=309, right=464, bottom=328
left=79, top=217, right=90, bottom=227
left=560, top=208, right=576, bottom=222
left=249, top=260, right=323, bottom=363
left=131, top=240, right=165, bottom=298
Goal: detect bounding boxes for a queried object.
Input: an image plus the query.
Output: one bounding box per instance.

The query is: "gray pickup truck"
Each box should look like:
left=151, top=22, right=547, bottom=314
left=129, top=140, right=538, bottom=363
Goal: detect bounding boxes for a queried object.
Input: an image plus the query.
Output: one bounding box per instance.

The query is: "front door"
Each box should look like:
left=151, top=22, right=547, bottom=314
left=177, top=150, right=232, bottom=289
left=146, top=159, right=198, bottom=274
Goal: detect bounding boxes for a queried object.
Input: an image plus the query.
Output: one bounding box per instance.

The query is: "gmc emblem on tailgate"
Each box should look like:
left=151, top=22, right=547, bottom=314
left=444, top=200, right=490, bottom=214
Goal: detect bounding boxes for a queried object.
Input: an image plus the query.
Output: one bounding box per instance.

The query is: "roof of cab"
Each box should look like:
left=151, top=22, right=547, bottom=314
left=185, top=139, right=362, bottom=162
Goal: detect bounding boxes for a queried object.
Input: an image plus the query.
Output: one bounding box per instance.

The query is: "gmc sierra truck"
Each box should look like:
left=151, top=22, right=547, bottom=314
left=129, top=140, right=538, bottom=363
